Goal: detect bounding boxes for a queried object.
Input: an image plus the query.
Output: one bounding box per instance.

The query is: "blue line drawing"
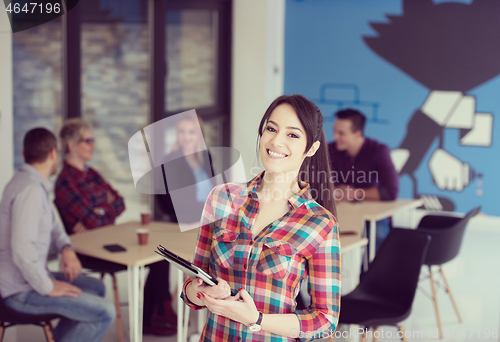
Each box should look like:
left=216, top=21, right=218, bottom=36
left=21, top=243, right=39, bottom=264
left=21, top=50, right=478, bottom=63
left=313, top=83, right=388, bottom=124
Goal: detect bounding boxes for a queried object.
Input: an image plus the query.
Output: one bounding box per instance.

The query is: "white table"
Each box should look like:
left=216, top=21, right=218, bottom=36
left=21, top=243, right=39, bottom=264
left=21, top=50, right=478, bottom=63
left=70, top=221, right=198, bottom=342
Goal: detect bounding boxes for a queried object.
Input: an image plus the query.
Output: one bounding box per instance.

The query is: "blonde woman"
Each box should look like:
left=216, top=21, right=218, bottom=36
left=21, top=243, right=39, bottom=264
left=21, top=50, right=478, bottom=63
left=54, top=118, right=177, bottom=336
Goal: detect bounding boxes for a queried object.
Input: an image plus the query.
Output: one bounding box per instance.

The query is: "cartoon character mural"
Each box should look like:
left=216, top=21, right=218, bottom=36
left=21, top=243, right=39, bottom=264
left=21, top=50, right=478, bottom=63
left=363, top=0, right=497, bottom=211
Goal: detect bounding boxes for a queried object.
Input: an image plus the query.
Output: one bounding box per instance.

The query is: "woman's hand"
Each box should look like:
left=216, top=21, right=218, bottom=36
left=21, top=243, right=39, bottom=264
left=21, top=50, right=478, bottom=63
left=72, top=221, right=88, bottom=234
left=191, top=277, right=231, bottom=300
left=198, top=289, right=260, bottom=326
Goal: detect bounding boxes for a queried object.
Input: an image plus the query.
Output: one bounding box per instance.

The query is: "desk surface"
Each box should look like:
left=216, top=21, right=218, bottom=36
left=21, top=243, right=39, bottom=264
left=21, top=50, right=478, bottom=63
left=70, top=221, right=199, bottom=267
left=336, top=199, right=423, bottom=235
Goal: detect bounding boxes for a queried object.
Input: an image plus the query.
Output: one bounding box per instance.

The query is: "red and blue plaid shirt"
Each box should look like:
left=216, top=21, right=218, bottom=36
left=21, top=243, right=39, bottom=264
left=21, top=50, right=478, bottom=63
left=54, top=162, right=125, bottom=233
left=182, top=172, right=341, bottom=341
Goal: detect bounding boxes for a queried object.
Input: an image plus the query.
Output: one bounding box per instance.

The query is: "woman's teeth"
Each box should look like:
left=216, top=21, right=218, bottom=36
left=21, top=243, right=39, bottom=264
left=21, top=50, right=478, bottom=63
left=268, top=150, right=287, bottom=158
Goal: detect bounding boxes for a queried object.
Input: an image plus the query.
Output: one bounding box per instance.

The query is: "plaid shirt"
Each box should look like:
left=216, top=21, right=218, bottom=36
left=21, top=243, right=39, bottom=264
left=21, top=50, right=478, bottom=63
left=54, top=162, right=125, bottom=233
left=182, top=172, right=341, bottom=342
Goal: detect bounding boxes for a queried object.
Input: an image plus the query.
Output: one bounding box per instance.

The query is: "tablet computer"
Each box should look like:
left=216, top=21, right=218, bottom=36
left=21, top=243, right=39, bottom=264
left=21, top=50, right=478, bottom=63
left=155, top=245, right=218, bottom=286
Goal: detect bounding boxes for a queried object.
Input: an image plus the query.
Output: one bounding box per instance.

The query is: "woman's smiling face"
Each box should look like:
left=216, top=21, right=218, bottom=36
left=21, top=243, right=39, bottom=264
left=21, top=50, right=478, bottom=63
left=259, top=103, right=310, bottom=175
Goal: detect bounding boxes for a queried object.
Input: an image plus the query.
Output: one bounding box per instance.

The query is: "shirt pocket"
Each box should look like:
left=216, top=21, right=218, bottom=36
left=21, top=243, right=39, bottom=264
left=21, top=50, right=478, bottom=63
left=256, top=238, right=298, bottom=279
left=211, top=229, right=239, bottom=269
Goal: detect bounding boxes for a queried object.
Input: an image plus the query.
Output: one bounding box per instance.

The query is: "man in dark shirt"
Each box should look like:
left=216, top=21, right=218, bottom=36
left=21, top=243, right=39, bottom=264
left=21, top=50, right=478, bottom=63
left=328, top=109, right=399, bottom=250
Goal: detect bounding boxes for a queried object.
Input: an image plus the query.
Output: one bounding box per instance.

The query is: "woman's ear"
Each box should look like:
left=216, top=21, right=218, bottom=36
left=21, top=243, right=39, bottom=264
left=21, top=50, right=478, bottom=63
left=306, top=141, right=321, bottom=157
left=67, top=140, right=76, bottom=154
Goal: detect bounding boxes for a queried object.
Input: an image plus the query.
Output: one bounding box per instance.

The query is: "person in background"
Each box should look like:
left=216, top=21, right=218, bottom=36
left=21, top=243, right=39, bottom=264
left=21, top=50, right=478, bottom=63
left=181, top=95, right=340, bottom=341
left=0, top=127, right=115, bottom=342
left=156, top=114, right=215, bottom=225
left=328, top=109, right=399, bottom=250
left=54, top=118, right=177, bottom=336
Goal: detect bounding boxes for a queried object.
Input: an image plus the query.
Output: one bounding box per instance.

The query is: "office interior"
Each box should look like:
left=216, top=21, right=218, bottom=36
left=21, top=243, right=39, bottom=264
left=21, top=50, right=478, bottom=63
left=0, top=0, right=499, bottom=341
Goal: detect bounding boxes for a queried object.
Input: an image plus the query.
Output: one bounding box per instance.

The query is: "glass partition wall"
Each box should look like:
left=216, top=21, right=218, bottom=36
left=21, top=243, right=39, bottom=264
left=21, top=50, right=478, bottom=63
left=12, top=0, right=231, bottom=223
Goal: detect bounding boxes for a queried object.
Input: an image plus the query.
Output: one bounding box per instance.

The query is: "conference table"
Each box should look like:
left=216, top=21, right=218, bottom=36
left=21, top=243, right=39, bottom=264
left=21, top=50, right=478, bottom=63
left=69, top=199, right=421, bottom=342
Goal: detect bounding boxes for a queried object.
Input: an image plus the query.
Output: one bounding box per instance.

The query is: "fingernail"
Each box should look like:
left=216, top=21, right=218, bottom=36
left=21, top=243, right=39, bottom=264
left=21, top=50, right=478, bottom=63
left=201, top=293, right=205, bottom=297
left=196, top=293, right=201, bottom=299
left=238, top=287, right=243, bottom=291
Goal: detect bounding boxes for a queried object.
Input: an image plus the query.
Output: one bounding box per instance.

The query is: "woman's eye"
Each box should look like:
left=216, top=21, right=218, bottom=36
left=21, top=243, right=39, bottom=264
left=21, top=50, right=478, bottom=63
left=266, top=126, right=276, bottom=132
left=289, top=133, right=299, bottom=138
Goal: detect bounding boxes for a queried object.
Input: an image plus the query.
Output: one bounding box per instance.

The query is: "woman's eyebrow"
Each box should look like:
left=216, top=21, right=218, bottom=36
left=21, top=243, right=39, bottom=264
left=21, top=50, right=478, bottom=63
left=268, top=120, right=304, bottom=134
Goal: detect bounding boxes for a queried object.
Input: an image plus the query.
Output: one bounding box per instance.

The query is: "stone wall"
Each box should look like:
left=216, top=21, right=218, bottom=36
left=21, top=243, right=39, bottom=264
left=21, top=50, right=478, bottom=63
left=12, top=20, right=63, bottom=169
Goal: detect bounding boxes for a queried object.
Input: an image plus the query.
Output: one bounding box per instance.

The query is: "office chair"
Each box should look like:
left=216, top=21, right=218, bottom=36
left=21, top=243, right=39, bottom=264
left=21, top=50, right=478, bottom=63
left=0, top=294, right=62, bottom=342
left=338, top=228, right=431, bottom=342
left=413, top=206, right=481, bottom=339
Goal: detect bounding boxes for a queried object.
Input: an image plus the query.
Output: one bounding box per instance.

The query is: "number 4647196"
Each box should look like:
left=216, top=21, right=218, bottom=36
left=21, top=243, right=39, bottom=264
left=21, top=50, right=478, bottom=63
left=5, top=2, right=61, bottom=14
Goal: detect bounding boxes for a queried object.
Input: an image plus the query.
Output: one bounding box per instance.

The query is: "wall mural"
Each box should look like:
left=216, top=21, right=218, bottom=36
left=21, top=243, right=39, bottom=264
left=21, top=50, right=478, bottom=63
left=285, top=0, right=500, bottom=215
left=365, top=0, right=496, bottom=211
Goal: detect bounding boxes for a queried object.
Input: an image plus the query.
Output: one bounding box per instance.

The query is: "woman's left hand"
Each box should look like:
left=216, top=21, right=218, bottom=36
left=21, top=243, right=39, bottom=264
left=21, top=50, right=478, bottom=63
left=198, top=289, right=260, bottom=326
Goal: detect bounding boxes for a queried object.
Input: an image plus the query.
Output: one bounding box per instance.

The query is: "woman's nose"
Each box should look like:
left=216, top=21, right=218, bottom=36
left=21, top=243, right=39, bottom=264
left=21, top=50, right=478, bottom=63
left=271, top=132, right=286, bottom=147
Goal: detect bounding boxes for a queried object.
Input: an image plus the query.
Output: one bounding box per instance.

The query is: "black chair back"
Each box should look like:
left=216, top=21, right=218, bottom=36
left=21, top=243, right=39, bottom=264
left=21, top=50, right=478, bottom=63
left=416, top=207, right=480, bottom=266
left=353, top=228, right=431, bottom=311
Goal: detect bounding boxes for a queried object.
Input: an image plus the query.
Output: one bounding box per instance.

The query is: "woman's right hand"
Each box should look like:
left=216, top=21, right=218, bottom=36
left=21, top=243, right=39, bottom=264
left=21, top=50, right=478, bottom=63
left=190, top=277, right=231, bottom=300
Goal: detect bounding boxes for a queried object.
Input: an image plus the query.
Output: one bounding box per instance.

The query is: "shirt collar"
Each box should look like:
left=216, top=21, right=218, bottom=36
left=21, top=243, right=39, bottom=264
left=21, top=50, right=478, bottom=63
left=63, top=161, right=89, bottom=176
left=21, top=163, right=52, bottom=194
left=240, top=171, right=312, bottom=209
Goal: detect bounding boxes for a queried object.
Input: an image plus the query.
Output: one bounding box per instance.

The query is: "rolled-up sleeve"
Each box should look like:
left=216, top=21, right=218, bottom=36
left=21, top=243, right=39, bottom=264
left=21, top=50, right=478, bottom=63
left=294, top=220, right=341, bottom=341
left=11, top=185, right=54, bottom=295
left=50, top=209, right=72, bottom=253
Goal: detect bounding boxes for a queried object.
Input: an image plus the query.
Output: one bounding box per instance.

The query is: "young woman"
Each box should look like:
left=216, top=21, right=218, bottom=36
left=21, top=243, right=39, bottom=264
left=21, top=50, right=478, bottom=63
left=182, top=95, right=341, bottom=341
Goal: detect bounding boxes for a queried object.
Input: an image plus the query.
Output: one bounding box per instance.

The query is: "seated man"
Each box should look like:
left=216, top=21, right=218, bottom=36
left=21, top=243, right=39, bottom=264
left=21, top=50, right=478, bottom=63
left=328, top=109, right=399, bottom=250
left=0, top=128, right=115, bottom=342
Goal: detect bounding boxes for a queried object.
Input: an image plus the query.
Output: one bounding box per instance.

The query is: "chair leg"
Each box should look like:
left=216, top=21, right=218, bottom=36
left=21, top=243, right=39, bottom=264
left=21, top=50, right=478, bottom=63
left=43, top=321, right=55, bottom=342
left=428, top=266, right=443, bottom=339
left=0, top=323, right=5, bottom=342
left=111, top=274, right=124, bottom=342
left=439, top=266, right=462, bottom=323
left=398, top=326, right=409, bottom=342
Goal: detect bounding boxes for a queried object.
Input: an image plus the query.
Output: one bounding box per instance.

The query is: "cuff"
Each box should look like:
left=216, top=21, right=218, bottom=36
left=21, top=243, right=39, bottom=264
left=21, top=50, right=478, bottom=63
left=60, top=244, right=75, bottom=253
left=294, top=309, right=335, bottom=342
left=181, top=278, right=206, bottom=311
left=54, top=236, right=73, bottom=253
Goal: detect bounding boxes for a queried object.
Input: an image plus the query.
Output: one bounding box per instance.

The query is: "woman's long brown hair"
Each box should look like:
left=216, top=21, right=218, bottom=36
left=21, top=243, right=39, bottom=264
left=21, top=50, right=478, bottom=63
left=257, top=94, right=337, bottom=218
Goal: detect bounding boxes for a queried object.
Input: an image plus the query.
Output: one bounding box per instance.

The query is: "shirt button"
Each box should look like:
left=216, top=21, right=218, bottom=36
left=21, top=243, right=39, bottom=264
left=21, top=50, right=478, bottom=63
left=249, top=240, right=254, bottom=245
left=237, top=338, right=242, bottom=342
left=276, top=246, right=281, bottom=250
left=243, top=264, right=247, bottom=270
